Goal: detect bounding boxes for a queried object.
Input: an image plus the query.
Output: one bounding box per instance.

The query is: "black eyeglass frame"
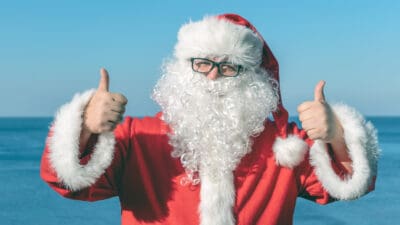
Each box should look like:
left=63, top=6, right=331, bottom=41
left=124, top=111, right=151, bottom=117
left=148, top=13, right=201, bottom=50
left=190, top=57, right=243, bottom=77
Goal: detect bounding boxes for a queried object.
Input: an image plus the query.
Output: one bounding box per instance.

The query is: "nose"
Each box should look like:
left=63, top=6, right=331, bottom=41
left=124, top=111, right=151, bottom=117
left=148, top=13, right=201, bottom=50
left=206, top=66, right=219, bottom=80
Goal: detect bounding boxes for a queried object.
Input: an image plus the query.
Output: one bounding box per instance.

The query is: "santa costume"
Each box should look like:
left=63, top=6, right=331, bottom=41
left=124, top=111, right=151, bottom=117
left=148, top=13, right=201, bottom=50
left=40, top=14, right=379, bottom=225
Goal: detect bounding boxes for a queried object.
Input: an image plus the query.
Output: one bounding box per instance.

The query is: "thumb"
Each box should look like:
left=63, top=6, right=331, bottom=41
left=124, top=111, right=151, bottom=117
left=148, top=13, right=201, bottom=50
left=98, top=68, right=110, bottom=92
left=314, top=80, right=326, bottom=102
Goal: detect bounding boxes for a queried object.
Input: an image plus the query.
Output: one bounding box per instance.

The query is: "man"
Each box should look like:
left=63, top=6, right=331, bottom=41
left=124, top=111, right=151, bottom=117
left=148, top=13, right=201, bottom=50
left=40, top=14, right=379, bottom=225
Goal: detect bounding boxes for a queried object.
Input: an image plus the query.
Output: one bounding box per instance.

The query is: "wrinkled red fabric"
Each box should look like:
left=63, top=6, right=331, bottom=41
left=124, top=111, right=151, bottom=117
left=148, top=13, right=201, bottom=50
left=41, top=115, right=346, bottom=225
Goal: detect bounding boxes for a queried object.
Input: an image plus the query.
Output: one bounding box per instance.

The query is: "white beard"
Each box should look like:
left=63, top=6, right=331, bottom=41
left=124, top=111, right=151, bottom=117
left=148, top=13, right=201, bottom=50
left=152, top=59, right=278, bottom=225
left=153, top=59, right=278, bottom=181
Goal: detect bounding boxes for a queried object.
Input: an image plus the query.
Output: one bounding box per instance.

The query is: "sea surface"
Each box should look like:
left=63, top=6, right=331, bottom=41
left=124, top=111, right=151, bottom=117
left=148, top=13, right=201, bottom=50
left=0, top=116, right=398, bottom=225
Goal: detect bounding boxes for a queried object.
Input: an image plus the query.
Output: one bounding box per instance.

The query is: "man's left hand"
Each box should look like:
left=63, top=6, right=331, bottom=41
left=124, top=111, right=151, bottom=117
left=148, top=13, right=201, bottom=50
left=297, top=80, right=339, bottom=142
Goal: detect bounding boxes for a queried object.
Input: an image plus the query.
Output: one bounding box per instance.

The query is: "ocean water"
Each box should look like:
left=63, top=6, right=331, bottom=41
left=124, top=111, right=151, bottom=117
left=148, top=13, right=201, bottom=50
left=0, top=117, right=398, bottom=225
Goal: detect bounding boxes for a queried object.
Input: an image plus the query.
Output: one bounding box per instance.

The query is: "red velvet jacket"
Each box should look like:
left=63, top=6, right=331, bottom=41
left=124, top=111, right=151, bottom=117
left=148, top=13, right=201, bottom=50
left=40, top=114, right=350, bottom=225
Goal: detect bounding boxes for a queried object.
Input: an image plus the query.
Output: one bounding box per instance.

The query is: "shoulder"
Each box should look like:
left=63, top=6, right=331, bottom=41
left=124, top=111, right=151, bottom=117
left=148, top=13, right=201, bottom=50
left=115, top=112, right=170, bottom=137
left=113, top=113, right=173, bottom=159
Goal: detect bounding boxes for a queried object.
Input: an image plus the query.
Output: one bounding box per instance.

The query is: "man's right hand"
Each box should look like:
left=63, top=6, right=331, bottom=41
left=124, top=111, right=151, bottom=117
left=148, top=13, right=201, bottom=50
left=83, top=68, right=128, bottom=134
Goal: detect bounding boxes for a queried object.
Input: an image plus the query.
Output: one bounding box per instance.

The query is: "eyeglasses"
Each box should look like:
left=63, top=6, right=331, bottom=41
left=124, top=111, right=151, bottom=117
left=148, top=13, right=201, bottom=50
left=190, top=58, right=243, bottom=77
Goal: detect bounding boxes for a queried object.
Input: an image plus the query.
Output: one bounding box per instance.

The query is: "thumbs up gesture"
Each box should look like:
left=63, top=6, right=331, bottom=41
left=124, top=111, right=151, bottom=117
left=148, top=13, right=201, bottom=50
left=83, top=68, right=128, bottom=134
left=297, top=81, right=339, bottom=142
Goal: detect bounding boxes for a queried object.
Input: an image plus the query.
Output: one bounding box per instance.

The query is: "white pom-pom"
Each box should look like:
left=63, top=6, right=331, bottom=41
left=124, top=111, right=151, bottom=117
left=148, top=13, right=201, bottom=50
left=273, top=135, right=308, bottom=168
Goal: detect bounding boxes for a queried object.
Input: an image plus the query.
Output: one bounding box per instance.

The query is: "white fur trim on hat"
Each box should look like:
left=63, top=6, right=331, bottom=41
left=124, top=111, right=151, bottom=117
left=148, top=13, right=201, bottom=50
left=273, top=135, right=309, bottom=168
left=47, top=89, right=116, bottom=191
left=309, top=103, right=379, bottom=200
left=175, top=16, right=263, bottom=69
left=199, top=170, right=235, bottom=225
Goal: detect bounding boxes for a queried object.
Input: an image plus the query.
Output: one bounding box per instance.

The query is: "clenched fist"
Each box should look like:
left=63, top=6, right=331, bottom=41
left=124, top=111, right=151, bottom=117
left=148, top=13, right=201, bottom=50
left=83, top=68, right=128, bottom=134
left=297, top=80, right=341, bottom=143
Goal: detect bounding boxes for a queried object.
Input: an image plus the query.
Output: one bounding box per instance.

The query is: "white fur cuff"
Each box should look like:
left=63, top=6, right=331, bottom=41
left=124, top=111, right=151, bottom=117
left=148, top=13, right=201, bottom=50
left=309, top=103, right=379, bottom=200
left=47, top=89, right=116, bottom=191
left=273, top=135, right=308, bottom=168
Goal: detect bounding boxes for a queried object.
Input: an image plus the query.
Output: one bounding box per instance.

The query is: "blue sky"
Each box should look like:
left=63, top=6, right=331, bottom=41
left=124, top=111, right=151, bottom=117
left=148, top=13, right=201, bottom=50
left=1, top=0, right=399, bottom=117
